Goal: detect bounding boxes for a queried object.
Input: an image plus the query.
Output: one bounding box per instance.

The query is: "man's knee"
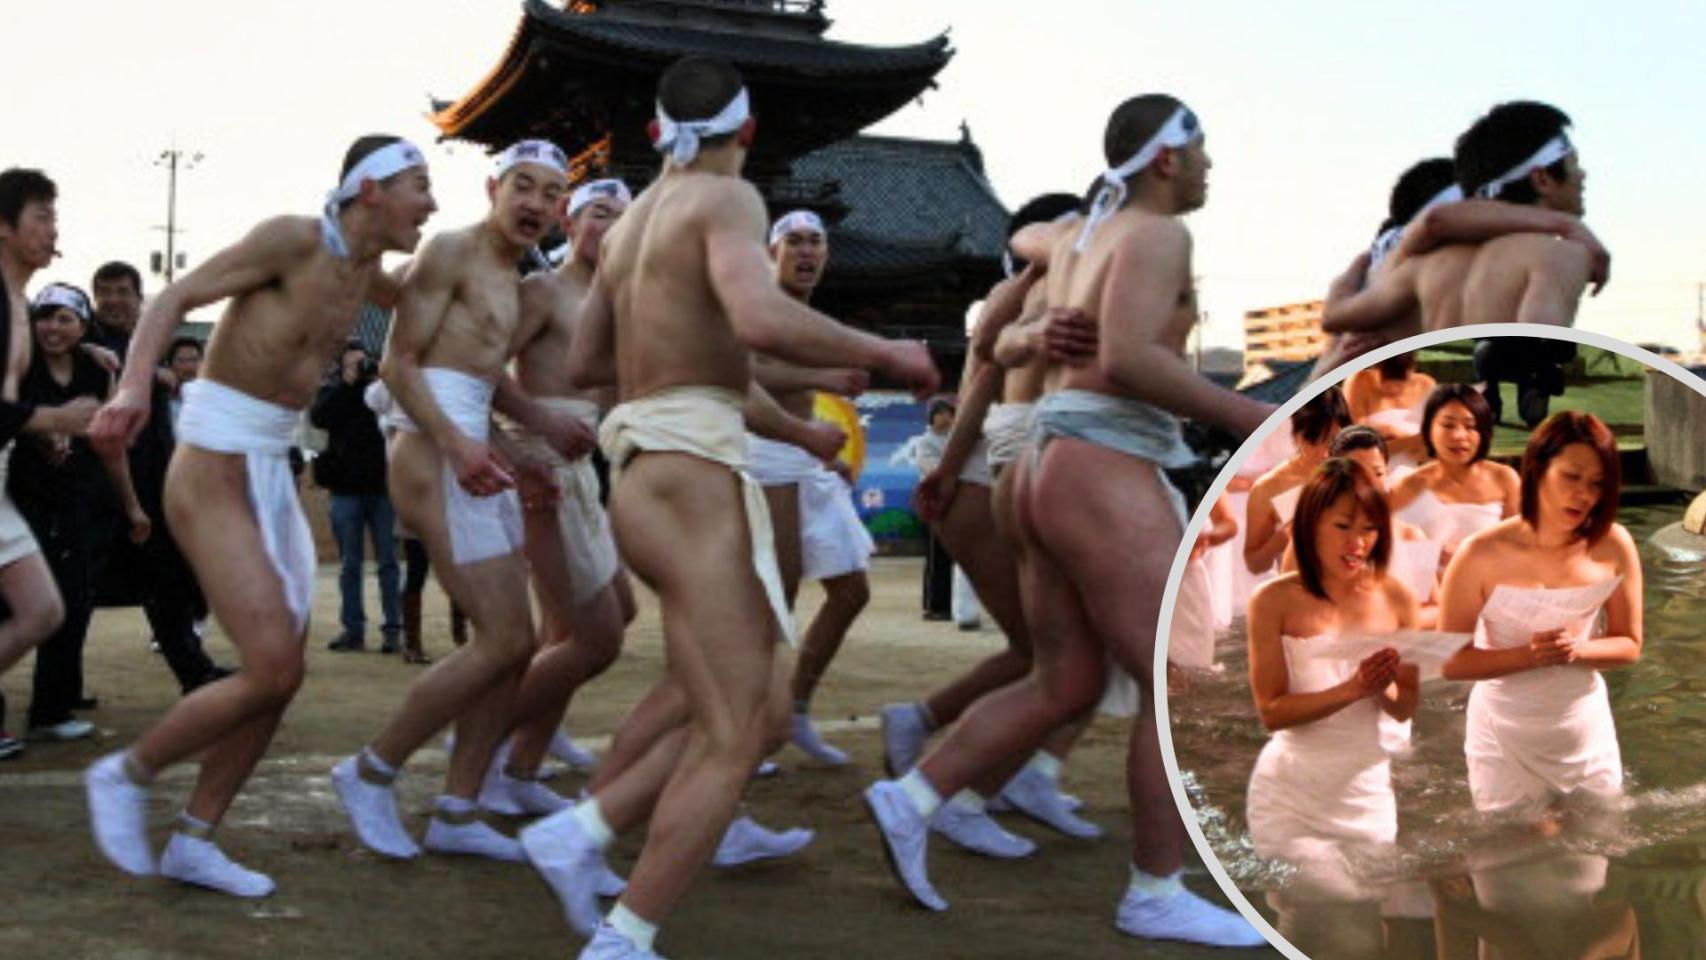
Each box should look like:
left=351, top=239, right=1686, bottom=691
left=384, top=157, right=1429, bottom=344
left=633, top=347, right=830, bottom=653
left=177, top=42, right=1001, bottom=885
left=22, top=589, right=65, bottom=643
left=246, top=649, right=307, bottom=706
left=830, top=574, right=871, bottom=612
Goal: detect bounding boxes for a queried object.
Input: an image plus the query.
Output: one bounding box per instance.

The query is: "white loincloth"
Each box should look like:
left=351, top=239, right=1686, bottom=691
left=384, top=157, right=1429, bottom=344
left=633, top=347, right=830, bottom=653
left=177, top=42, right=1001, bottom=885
left=1465, top=579, right=1625, bottom=815
left=0, top=444, right=40, bottom=566
left=746, top=433, right=821, bottom=487
left=1247, top=634, right=1399, bottom=893
left=509, top=398, right=620, bottom=605
left=176, top=379, right=315, bottom=635
left=1030, top=390, right=1195, bottom=717
left=983, top=402, right=1034, bottom=470
left=602, top=387, right=794, bottom=645
left=956, top=438, right=993, bottom=487
left=798, top=465, right=873, bottom=581
left=392, top=368, right=524, bottom=566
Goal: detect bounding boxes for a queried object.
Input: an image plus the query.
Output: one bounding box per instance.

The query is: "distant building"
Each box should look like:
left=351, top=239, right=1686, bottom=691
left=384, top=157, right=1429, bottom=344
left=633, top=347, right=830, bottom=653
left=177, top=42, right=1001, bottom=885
left=1244, top=300, right=1325, bottom=373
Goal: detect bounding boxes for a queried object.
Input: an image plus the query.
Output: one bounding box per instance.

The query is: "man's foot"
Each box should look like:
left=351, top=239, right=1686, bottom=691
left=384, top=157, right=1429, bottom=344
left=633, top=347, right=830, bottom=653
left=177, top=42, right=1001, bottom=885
left=28, top=718, right=95, bottom=741
left=378, top=633, right=401, bottom=655
left=326, top=632, right=365, bottom=652
left=480, top=770, right=573, bottom=817
left=753, top=760, right=780, bottom=779
left=880, top=703, right=929, bottom=776
left=74, top=696, right=99, bottom=711
left=159, top=833, right=275, bottom=898
left=330, top=755, right=420, bottom=859
left=519, top=811, right=610, bottom=936
left=922, top=611, right=951, bottom=622
left=1518, top=386, right=1552, bottom=428
left=712, top=815, right=815, bottom=867
left=1000, top=766, right=1103, bottom=839
left=579, top=922, right=667, bottom=960
left=547, top=730, right=599, bottom=772
left=85, top=752, right=156, bottom=876
left=423, top=817, right=525, bottom=861
left=956, top=618, right=981, bottom=632
left=1115, top=885, right=1267, bottom=948
left=863, top=780, right=947, bottom=911
left=0, top=733, right=22, bottom=760
left=930, top=803, right=1036, bottom=859
left=402, top=647, right=433, bottom=665
left=789, top=713, right=849, bottom=765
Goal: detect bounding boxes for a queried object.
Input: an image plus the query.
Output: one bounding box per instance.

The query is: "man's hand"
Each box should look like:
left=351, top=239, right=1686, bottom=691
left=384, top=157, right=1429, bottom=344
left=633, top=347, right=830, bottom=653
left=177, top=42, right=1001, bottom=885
left=126, top=507, right=153, bottom=545
left=914, top=466, right=959, bottom=522
left=514, top=457, right=561, bottom=512
left=879, top=340, right=941, bottom=402
left=1561, top=221, right=1610, bottom=295
left=534, top=407, right=598, bottom=462
left=448, top=435, right=515, bottom=497
left=89, top=388, right=151, bottom=458
left=1041, top=307, right=1099, bottom=366
left=828, top=459, right=856, bottom=485
left=799, top=420, right=847, bottom=464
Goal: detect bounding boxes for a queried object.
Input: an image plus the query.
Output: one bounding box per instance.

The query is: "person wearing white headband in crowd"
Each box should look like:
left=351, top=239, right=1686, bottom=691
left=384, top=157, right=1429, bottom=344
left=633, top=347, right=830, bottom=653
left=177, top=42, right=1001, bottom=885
left=330, top=137, right=599, bottom=864
left=517, top=56, right=936, bottom=960
left=82, top=135, right=436, bottom=898
left=475, top=175, right=639, bottom=815
left=866, top=93, right=1272, bottom=947
left=1320, top=104, right=1611, bottom=370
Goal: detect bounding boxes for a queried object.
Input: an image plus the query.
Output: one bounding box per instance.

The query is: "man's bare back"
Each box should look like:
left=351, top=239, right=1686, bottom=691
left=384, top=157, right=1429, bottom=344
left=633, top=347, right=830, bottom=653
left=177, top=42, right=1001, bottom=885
left=1461, top=233, right=1592, bottom=326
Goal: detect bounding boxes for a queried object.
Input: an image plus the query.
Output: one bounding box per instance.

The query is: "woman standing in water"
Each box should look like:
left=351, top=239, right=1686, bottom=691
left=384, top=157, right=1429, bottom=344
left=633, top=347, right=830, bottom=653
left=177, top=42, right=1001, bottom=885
left=1439, top=411, right=1641, bottom=816
left=1391, top=384, right=1519, bottom=567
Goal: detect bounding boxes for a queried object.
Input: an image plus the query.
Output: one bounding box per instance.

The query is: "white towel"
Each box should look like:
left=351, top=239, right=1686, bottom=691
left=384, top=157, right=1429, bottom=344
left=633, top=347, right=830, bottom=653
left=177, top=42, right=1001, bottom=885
left=509, top=398, right=619, bottom=604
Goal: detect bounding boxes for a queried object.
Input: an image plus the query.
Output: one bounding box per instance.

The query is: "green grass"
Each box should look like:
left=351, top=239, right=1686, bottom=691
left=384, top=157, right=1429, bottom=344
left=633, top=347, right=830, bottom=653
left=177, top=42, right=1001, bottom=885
left=1486, top=376, right=1647, bottom=454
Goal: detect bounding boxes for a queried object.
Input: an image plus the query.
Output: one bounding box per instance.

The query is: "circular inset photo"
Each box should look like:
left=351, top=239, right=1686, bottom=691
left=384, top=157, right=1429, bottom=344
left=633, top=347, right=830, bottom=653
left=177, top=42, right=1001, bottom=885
left=1158, top=326, right=1706, bottom=960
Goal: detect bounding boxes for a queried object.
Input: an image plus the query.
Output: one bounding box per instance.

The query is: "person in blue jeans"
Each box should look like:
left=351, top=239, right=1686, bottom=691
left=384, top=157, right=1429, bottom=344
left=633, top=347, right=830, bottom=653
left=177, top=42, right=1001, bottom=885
left=310, top=340, right=400, bottom=651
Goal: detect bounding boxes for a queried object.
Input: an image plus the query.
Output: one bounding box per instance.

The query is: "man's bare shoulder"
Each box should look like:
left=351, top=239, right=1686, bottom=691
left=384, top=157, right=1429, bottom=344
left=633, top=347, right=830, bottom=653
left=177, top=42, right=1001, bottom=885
left=1110, top=212, right=1190, bottom=257
left=246, top=215, right=322, bottom=258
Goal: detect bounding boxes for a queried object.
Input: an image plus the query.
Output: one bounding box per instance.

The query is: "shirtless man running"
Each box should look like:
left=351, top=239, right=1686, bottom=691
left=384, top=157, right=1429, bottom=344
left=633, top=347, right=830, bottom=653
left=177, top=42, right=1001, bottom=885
left=333, top=139, right=593, bottom=862
left=748, top=208, right=877, bottom=766
left=865, top=95, right=1270, bottom=946
left=479, top=177, right=638, bottom=814
left=1320, top=103, right=1608, bottom=365
left=519, top=57, right=936, bottom=959
left=84, top=137, right=437, bottom=896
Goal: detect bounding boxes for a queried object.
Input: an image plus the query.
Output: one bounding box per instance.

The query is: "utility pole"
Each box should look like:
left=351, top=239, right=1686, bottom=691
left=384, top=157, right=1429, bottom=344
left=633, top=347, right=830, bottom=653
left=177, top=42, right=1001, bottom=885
left=154, top=147, right=202, bottom=285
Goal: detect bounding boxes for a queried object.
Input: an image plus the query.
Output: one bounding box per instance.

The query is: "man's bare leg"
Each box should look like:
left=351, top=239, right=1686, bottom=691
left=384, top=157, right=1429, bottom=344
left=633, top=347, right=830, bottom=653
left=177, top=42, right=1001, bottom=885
left=334, top=437, right=536, bottom=861
left=87, top=454, right=306, bottom=897
left=0, top=554, right=63, bottom=682
left=786, top=570, right=868, bottom=764
left=1029, top=439, right=1262, bottom=946
left=763, top=483, right=803, bottom=606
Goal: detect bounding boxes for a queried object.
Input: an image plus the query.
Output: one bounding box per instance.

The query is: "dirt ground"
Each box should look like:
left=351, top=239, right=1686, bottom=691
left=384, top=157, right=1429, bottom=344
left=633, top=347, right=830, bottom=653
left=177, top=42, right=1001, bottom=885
left=0, top=558, right=1276, bottom=960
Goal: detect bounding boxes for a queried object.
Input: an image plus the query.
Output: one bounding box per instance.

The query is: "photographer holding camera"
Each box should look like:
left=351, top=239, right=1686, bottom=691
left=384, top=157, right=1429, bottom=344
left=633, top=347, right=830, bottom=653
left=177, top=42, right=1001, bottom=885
left=310, top=339, right=400, bottom=652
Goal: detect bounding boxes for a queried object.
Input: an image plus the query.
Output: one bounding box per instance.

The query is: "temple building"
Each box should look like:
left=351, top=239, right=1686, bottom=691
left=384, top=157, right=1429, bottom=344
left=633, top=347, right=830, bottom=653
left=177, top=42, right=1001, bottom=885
left=430, top=0, right=1010, bottom=384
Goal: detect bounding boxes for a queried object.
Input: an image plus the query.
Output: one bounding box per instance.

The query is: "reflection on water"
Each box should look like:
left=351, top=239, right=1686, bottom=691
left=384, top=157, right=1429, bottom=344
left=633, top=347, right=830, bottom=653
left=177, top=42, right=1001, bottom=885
left=1172, top=502, right=1706, bottom=959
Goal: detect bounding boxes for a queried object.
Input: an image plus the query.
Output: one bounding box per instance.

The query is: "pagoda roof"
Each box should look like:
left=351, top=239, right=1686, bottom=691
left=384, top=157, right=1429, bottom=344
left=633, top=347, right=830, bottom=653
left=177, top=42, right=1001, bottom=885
left=432, top=0, right=951, bottom=161
left=794, top=134, right=1008, bottom=280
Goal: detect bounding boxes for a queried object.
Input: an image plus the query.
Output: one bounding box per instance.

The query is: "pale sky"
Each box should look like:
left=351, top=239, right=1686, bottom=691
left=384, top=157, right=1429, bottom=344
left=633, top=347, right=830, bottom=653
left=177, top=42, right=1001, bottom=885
left=3, top=0, right=1701, bottom=351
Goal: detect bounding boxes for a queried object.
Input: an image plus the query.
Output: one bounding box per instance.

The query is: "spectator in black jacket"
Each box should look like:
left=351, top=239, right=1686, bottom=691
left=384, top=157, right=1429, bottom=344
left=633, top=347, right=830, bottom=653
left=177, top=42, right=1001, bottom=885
left=311, top=340, right=400, bottom=652
left=85, top=260, right=224, bottom=693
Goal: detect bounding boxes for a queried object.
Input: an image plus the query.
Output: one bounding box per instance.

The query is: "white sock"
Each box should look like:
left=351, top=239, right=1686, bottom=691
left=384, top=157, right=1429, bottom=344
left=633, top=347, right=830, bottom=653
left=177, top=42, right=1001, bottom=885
left=948, top=790, right=986, bottom=814
left=1027, top=751, right=1064, bottom=783
left=897, top=770, right=943, bottom=819
left=571, top=796, right=616, bottom=847
left=122, top=750, right=156, bottom=786
left=177, top=811, right=215, bottom=839
left=915, top=702, right=939, bottom=732
left=436, top=795, right=477, bottom=818
left=608, top=903, right=658, bottom=952
left=1130, top=864, right=1184, bottom=898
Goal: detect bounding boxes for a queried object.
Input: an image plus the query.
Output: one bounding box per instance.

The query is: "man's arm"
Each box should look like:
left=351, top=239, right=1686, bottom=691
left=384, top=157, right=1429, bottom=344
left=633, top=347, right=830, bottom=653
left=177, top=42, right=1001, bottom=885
left=969, top=266, right=1042, bottom=364
left=565, top=270, right=617, bottom=390
left=381, top=233, right=512, bottom=496
left=744, top=381, right=844, bottom=462
left=1319, top=251, right=1420, bottom=335
left=1098, top=221, right=1274, bottom=437
left=91, top=216, right=313, bottom=454
left=751, top=356, right=869, bottom=397
left=1400, top=201, right=1608, bottom=293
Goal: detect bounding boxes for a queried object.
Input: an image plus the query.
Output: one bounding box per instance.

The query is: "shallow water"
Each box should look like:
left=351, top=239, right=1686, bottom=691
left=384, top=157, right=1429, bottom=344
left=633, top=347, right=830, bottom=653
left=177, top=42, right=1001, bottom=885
left=1170, top=501, right=1706, bottom=959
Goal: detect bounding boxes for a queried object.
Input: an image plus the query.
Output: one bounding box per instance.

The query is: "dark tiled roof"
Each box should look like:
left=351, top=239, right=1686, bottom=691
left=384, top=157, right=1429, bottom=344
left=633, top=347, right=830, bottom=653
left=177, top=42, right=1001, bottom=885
left=792, top=135, right=1008, bottom=274
left=528, top=0, right=951, bottom=75
left=1240, top=359, right=1316, bottom=404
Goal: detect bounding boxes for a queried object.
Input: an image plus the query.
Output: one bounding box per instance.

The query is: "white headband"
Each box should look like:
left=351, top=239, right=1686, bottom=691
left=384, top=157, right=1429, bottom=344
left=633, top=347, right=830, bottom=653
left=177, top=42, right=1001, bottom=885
left=32, top=284, right=91, bottom=321
left=654, top=88, right=751, bottom=167
left=768, top=210, right=825, bottom=247
left=321, top=139, right=426, bottom=258
left=1473, top=132, right=1573, bottom=200
left=1367, top=183, right=1463, bottom=273
left=1074, top=105, right=1202, bottom=252
left=494, top=139, right=570, bottom=181
left=568, top=178, right=632, bottom=219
